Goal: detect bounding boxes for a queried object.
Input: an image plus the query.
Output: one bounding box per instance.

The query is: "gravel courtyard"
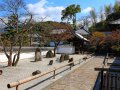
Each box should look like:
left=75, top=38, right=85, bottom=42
left=0, top=53, right=88, bottom=90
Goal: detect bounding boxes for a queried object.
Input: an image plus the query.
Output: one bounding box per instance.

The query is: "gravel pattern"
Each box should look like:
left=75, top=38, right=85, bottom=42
left=0, top=53, right=87, bottom=90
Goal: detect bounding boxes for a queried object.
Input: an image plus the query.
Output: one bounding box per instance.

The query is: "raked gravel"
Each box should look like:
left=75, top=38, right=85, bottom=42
left=0, top=53, right=88, bottom=90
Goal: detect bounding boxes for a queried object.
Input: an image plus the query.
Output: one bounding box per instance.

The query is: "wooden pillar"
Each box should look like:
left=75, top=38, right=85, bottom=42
left=115, top=74, right=117, bottom=90
left=100, top=71, right=103, bottom=90
left=70, top=65, right=72, bottom=70
left=79, top=59, right=81, bottom=64
left=16, top=85, right=19, bottom=90
left=53, top=70, right=56, bottom=79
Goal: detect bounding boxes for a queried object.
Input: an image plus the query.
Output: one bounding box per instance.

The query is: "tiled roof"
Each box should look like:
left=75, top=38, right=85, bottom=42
left=72, top=30, right=89, bottom=41
left=110, top=19, right=120, bottom=24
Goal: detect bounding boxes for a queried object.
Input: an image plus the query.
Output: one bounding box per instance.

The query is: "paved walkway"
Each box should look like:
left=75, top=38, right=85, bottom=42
left=43, top=56, right=104, bottom=90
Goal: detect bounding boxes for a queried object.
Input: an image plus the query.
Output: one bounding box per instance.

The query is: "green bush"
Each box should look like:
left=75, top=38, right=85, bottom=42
left=111, top=45, right=120, bottom=56
left=88, top=45, right=96, bottom=53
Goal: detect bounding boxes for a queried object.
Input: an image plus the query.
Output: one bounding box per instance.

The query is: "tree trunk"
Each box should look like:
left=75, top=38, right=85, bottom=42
left=2, top=45, right=12, bottom=66
left=8, top=56, right=12, bottom=66
left=13, top=37, right=22, bottom=66
left=12, top=54, right=17, bottom=66
left=73, top=14, right=76, bottom=30
left=14, top=48, right=21, bottom=66
left=53, top=41, right=60, bottom=57
left=53, top=47, right=56, bottom=57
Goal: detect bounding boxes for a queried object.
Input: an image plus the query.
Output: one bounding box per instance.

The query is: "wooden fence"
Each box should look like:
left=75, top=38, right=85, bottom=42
left=94, top=53, right=120, bottom=90
left=7, top=54, right=93, bottom=90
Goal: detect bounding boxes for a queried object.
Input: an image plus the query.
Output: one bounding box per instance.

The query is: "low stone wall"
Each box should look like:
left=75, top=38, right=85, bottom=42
left=0, top=46, right=54, bottom=52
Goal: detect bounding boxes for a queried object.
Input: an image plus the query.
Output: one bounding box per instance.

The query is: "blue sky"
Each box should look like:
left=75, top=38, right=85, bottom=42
left=0, top=0, right=116, bottom=21
left=25, top=0, right=115, bottom=8
left=24, top=0, right=116, bottom=21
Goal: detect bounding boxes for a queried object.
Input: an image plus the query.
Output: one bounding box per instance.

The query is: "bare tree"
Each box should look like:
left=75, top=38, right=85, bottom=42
left=100, top=7, right=105, bottom=21
left=90, top=8, right=97, bottom=25
left=79, top=16, right=90, bottom=28
left=29, top=16, right=49, bottom=47
left=0, top=0, right=33, bottom=66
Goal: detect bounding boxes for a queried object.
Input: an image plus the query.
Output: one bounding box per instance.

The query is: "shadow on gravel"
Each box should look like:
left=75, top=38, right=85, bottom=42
left=24, top=66, right=71, bottom=90
left=24, top=62, right=81, bottom=90
left=30, top=61, right=36, bottom=62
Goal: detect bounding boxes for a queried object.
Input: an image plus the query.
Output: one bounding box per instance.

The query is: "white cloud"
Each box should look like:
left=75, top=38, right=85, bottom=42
left=81, top=7, right=93, bottom=14
left=27, top=0, right=64, bottom=22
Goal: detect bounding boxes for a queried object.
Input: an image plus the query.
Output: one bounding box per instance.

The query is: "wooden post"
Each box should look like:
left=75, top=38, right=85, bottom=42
left=16, top=85, right=19, bottom=90
left=53, top=70, right=56, bottom=79
left=95, top=67, right=120, bottom=72
left=100, top=70, right=103, bottom=90
left=0, top=70, right=2, bottom=75
left=105, top=53, right=109, bottom=66
left=110, top=74, right=113, bottom=90
left=107, top=63, right=120, bottom=66
left=79, top=59, right=81, bottom=64
left=106, top=73, right=109, bottom=90
left=103, top=73, right=106, bottom=90
left=70, top=65, right=72, bottom=70
left=115, top=74, right=117, bottom=90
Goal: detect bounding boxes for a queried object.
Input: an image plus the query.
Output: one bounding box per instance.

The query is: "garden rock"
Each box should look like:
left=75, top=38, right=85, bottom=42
left=35, top=48, right=41, bottom=62
left=68, top=58, right=74, bottom=66
left=48, top=60, right=53, bottom=65
left=64, top=54, right=69, bottom=60
left=32, top=70, right=41, bottom=76
left=0, top=70, right=3, bottom=75
left=60, top=54, right=65, bottom=62
left=83, top=57, right=87, bottom=61
left=46, top=50, right=54, bottom=58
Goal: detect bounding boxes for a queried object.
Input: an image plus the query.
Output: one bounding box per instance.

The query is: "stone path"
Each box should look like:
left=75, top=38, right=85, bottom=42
left=43, top=56, right=104, bottom=90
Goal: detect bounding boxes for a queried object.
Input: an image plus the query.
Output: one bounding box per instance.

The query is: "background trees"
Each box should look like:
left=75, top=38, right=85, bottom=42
left=48, top=22, right=73, bottom=56
left=111, top=30, right=120, bottom=55
left=0, top=0, right=32, bottom=66
left=104, top=5, right=112, bottom=17
left=90, top=8, right=97, bottom=25
left=61, top=4, right=81, bottom=30
left=88, top=1, right=120, bottom=55
left=113, top=2, right=120, bottom=12
left=31, top=21, right=53, bottom=47
left=90, top=31, right=106, bottom=45
left=89, top=30, right=120, bottom=55
left=89, top=1, right=120, bottom=33
left=32, top=21, right=73, bottom=56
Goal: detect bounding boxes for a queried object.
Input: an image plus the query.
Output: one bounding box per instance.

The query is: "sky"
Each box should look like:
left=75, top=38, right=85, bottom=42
left=0, top=0, right=117, bottom=22
left=24, top=0, right=116, bottom=22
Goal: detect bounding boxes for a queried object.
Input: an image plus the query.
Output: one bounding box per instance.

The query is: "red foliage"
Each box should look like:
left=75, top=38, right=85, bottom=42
left=90, top=31, right=106, bottom=45
left=90, top=30, right=120, bottom=46
left=112, top=30, right=120, bottom=41
left=47, top=22, right=73, bottom=43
